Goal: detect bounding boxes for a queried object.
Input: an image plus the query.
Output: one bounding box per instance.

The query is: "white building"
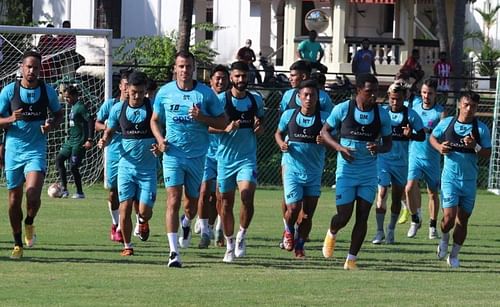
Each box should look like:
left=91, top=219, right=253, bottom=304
left=32, top=0, right=499, bottom=77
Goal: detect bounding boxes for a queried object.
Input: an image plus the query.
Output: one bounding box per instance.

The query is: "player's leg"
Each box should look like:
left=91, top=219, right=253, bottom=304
left=386, top=183, right=404, bottom=244
left=346, top=197, right=372, bottom=269
left=105, top=153, right=121, bottom=242
left=423, top=161, right=441, bottom=239
left=136, top=169, right=157, bottom=242
left=234, top=165, right=258, bottom=258
left=197, top=153, right=217, bottom=248
left=6, top=168, right=25, bottom=259
left=437, top=180, right=457, bottom=261
left=296, top=194, right=319, bottom=258
left=55, top=146, right=70, bottom=197
left=23, top=170, right=44, bottom=248
left=405, top=179, right=422, bottom=237
left=69, top=147, right=85, bottom=198
left=219, top=180, right=236, bottom=262
left=163, top=155, right=186, bottom=267
left=282, top=172, right=303, bottom=252
left=118, top=199, right=134, bottom=256
left=322, top=178, right=356, bottom=259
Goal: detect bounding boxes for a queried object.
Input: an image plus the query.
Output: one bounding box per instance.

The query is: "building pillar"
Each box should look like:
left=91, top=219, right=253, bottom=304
left=194, top=0, right=207, bottom=42
left=260, top=0, right=272, bottom=56
left=332, top=0, right=348, bottom=66
left=399, top=0, right=414, bottom=62
left=283, top=0, right=301, bottom=69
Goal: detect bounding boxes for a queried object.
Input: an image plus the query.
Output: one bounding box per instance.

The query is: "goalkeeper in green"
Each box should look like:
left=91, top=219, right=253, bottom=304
left=56, top=85, right=94, bottom=198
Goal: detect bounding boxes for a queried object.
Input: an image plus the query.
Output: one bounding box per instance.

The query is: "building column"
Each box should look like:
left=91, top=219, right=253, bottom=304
left=283, top=0, right=301, bottom=69
left=194, top=0, right=207, bottom=43
left=260, top=0, right=272, bottom=56
left=398, top=0, right=414, bottom=62
left=332, top=0, right=348, bottom=67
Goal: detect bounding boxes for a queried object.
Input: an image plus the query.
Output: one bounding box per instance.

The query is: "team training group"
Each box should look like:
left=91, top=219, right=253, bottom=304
left=0, top=49, right=492, bottom=270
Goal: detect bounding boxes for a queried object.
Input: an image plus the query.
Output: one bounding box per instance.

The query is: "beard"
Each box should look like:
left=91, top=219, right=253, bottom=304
left=232, top=81, right=247, bottom=92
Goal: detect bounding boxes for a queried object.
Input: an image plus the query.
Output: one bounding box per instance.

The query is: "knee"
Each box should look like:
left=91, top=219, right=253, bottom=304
left=240, top=190, right=254, bottom=207
left=25, top=187, right=41, bottom=205
left=335, top=213, right=351, bottom=227
left=55, top=155, right=66, bottom=168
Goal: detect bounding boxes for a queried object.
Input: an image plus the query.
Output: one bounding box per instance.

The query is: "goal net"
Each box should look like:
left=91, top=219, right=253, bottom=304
left=488, top=70, right=500, bottom=195
left=0, top=25, right=112, bottom=187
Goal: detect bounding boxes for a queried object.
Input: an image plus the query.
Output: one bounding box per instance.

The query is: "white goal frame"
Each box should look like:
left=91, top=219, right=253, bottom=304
left=488, top=70, right=500, bottom=196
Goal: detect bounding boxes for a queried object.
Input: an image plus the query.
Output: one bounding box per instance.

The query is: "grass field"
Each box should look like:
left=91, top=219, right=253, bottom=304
left=1, top=186, right=499, bottom=306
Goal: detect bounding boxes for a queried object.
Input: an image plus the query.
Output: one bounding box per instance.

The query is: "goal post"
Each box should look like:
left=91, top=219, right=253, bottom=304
left=0, top=25, right=112, bottom=186
left=488, top=70, right=500, bottom=196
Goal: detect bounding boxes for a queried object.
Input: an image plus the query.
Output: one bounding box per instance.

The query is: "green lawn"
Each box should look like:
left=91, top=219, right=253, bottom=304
left=1, top=186, right=499, bottom=306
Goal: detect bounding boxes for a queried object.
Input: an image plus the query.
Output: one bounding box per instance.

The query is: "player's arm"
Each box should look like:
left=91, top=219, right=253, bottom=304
left=0, top=108, right=23, bottom=128
left=41, top=109, right=63, bottom=134
left=95, top=119, right=106, bottom=132
left=98, top=126, right=116, bottom=149
left=274, top=128, right=288, bottom=152
left=375, top=135, right=392, bottom=154
left=150, top=111, right=168, bottom=152
left=371, top=52, right=377, bottom=75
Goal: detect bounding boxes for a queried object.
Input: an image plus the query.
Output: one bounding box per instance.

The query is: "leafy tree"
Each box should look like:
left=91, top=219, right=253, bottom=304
left=0, top=0, right=32, bottom=25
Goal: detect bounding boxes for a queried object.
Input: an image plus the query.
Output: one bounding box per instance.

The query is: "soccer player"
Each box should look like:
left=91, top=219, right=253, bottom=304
left=98, top=71, right=158, bottom=256
left=430, top=91, right=491, bottom=268
left=151, top=51, right=226, bottom=268
left=372, top=81, right=424, bottom=245
left=320, top=73, right=392, bottom=270
left=196, top=64, right=230, bottom=248
left=55, top=85, right=94, bottom=198
left=0, top=50, right=63, bottom=259
left=277, top=60, right=333, bottom=248
left=216, top=61, right=264, bottom=263
left=95, top=69, right=131, bottom=243
left=275, top=79, right=329, bottom=258
left=405, top=79, right=446, bottom=239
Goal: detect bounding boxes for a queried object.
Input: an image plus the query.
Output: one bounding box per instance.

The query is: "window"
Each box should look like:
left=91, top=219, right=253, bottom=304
left=95, top=0, right=121, bottom=39
left=206, top=7, right=213, bottom=40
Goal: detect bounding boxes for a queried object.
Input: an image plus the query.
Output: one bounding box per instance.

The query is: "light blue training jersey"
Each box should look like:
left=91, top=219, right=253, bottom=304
left=153, top=80, right=224, bottom=158
left=96, top=98, right=123, bottom=160
left=279, top=88, right=333, bottom=113
left=107, top=100, right=157, bottom=170
left=278, top=109, right=329, bottom=175
left=326, top=100, right=392, bottom=179
left=432, top=116, right=491, bottom=182
left=408, top=100, right=445, bottom=162
left=0, top=81, right=61, bottom=169
left=378, top=105, right=424, bottom=165
left=217, top=91, right=265, bottom=168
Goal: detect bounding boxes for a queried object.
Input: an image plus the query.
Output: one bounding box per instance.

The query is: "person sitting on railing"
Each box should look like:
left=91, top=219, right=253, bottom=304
left=397, top=49, right=424, bottom=85
left=296, top=30, right=328, bottom=74
left=351, top=38, right=377, bottom=78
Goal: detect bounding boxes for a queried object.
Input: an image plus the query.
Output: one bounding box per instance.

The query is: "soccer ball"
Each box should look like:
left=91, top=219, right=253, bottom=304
left=47, top=183, right=63, bottom=198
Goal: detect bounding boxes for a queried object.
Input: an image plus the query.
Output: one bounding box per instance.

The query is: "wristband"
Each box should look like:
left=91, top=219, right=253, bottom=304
left=475, top=144, right=482, bottom=153
left=87, top=138, right=94, bottom=142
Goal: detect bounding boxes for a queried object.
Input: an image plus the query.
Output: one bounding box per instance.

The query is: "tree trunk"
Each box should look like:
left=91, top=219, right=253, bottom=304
left=176, top=0, right=194, bottom=53
left=450, top=0, right=467, bottom=93
left=435, top=0, right=449, bottom=53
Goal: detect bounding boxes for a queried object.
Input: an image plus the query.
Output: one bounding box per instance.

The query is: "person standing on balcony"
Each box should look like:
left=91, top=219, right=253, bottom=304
left=398, top=49, right=425, bottom=85
left=296, top=30, right=328, bottom=74
left=236, top=39, right=262, bottom=85
left=433, top=51, right=452, bottom=92
left=351, top=38, right=377, bottom=77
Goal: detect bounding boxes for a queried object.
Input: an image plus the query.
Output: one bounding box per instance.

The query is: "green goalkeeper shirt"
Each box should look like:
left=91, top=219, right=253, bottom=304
left=67, top=100, right=90, bottom=146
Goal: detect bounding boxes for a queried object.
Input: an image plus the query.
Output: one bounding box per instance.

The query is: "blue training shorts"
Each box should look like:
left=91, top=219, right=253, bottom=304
left=203, top=156, right=217, bottom=182
left=335, top=175, right=377, bottom=206
left=163, top=154, right=205, bottom=198
left=283, top=170, right=321, bottom=205
left=441, top=180, right=476, bottom=214
left=117, top=166, right=157, bottom=207
left=5, top=154, right=46, bottom=190
left=378, top=159, right=408, bottom=188
left=217, top=161, right=257, bottom=193
left=407, top=157, right=440, bottom=191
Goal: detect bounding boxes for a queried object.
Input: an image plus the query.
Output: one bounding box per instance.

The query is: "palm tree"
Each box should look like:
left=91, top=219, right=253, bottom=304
left=176, top=0, right=194, bottom=53
left=434, top=0, right=450, bottom=53
left=450, top=0, right=469, bottom=92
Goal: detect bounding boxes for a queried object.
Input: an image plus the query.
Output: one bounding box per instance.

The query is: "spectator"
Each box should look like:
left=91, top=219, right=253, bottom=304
left=296, top=30, right=327, bottom=74
left=351, top=38, right=377, bottom=77
left=433, top=51, right=452, bottom=92
left=398, top=49, right=424, bottom=85
left=236, top=39, right=262, bottom=84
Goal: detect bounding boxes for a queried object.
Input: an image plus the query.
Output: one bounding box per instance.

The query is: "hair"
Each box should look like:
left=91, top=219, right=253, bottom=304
left=230, top=61, right=249, bottom=72
left=298, top=79, right=319, bottom=91
left=62, top=20, right=71, bottom=28
left=361, top=38, right=370, bottom=43
left=459, top=90, right=480, bottom=104
left=46, top=23, right=54, bottom=28
left=289, top=60, right=311, bottom=75
left=422, top=78, right=438, bottom=90
left=145, top=76, right=157, bottom=92
left=310, top=72, right=326, bottom=87
left=387, top=80, right=408, bottom=94
left=175, top=50, right=195, bottom=62
left=439, top=51, right=447, bottom=57
left=63, top=85, right=79, bottom=97
left=22, top=50, right=42, bottom=63
left=412, top=48, right=419, bottom=55
left=355, top=73, right=378, bottom=89
left=210, top=64, right=229, bottom=78
left=120, top=68, right=133, bottom=81
left=127, top=71, right=148, bottom=86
